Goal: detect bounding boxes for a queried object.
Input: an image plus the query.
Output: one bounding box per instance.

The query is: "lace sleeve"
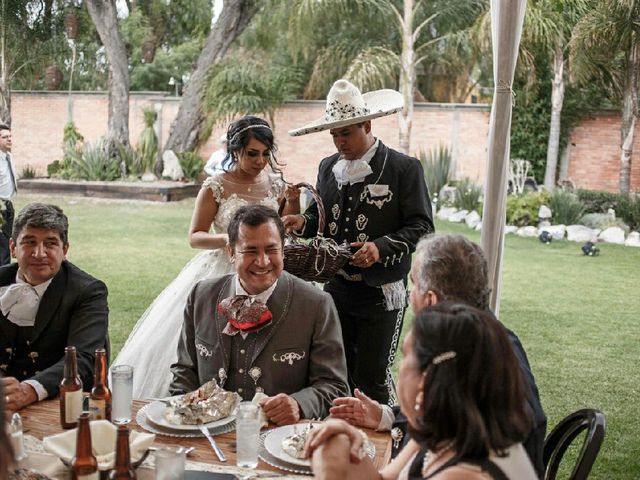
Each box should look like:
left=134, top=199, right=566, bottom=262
left=202, top=174, right=224, bottom=202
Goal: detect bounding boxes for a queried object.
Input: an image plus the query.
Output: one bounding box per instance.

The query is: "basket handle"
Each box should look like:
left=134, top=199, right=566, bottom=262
left=292, top=182, right=325, bottom=237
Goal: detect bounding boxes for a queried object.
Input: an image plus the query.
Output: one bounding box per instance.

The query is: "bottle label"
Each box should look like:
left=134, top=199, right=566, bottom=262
left=88, top=399, right=106, bottom=420
left=76, top=472, right=99, bottom=480
left=65, top=389, right=83, bottom=423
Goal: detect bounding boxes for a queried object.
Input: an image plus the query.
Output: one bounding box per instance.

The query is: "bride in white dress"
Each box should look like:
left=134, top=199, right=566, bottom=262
left=113, top=116, right=300, bottom=398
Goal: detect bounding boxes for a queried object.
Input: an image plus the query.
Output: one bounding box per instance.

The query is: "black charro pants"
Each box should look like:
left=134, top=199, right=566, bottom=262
left=325, top=277, right=405, bottom=405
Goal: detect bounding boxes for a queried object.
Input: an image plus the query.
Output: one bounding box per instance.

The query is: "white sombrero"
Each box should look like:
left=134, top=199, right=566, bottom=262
left=288, top=79, right=404, bottom=136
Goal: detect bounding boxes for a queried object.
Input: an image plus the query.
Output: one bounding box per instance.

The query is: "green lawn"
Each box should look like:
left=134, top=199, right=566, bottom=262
left=11, top=195, right=640, bottom=479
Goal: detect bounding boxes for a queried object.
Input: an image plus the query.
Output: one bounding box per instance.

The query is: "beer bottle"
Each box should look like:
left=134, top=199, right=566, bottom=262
left=89, top=348, right=112, bottom=420
left=71, top=412, right=99, bottom=480
left=60, top=346, right=83, bottom=429
left=107, top=424, right=137, bottom=479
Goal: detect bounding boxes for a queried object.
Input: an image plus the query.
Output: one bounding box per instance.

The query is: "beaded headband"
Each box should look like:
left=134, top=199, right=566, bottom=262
left=229, top=124, right=272, bottom=143
left=432, top=351, right=457, bottom=365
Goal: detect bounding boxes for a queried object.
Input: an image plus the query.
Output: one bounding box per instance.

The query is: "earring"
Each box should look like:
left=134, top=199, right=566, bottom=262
left=414, top=390, right=424, bottom=411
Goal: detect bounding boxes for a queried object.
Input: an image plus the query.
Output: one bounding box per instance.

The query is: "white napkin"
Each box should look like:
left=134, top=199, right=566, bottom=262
left=42, top=420, right=155, bottom=470
left=251, top=392, right=269, bottom=429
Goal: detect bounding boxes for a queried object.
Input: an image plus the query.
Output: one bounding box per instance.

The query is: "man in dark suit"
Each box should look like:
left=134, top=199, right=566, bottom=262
left=0, top=123, right=17, bottom=266
left=170, top=205, right=349, bottom=425
left=0, top=203, right=109, bottom=413
left=284, top=79, right=434, bottom=404
left=329, top=234, right=547, bottom=478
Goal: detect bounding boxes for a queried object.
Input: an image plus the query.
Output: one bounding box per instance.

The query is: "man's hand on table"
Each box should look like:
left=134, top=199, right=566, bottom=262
left=259, top=393, right=301, bottom=425
left=329, top=388, right=383, bottom=429
left=2, top=377, right=37, bottom=417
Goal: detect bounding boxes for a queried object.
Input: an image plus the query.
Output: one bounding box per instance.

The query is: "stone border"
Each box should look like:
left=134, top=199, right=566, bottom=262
left=17, top=179, right=200, bottom=202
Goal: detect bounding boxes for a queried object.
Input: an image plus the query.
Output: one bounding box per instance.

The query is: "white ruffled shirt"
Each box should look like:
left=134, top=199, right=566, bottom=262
left=0, top=273, right=52, bottom=327
left=0, top=271, right=53, bottom=400
left=332, top=139, right=379, bottom=188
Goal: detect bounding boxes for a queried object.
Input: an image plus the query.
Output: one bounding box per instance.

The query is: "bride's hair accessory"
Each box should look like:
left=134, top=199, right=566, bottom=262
left=218, top=295, right=272, bottom=336
left=230, top=124, right=272, bottom=143
left=432, top=351, right=457, bottom=365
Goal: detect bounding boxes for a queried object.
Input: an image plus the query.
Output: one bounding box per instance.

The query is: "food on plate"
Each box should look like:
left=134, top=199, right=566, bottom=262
left=281, top=426, right=312, bottom=459
left=165, top=379, right=241, bottom=425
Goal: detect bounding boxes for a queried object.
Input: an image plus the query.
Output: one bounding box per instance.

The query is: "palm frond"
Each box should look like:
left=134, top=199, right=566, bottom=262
left=344, top=47, right=400, bottom=91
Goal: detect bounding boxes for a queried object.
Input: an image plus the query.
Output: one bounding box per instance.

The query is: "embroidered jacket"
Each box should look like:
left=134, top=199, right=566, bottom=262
left=0, top=261, right=109, bottom=396
left=169, top=271, right=350, bottom=419
left=302, top=141, right=434, bottom=286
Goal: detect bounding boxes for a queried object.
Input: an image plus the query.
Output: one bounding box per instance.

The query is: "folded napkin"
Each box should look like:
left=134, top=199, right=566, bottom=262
left=42, top=420, right=155, bottom=470
left=251, top=392, right=269, bottom=429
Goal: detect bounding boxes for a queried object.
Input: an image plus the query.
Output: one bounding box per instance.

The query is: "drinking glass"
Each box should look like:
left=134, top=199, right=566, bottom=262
left=235, top=402, right=260, bottom=468
left=155, top=445, right=186, bottom=480
left=111, top=365, right=133, bottom=424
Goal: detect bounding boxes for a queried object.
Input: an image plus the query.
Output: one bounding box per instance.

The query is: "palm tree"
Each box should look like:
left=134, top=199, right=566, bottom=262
left=290, top=0, right=484, bottom=154
left=522, top=0, right=588, bottom=189
left=570, top=0, right=640, bottom=194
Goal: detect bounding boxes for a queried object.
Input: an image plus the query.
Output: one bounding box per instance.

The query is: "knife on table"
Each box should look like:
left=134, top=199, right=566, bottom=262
left=198, top=423, right=227, bottom=462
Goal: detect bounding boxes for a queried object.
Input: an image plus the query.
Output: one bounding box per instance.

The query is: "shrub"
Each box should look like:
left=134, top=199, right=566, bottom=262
left=548, top=190, right=585, bottom=225
left=47, top=160, right=62, bottom=177
left=178, top=152, right=204, bottom=181
left=418, top=144, right=452, bottom=202
left=65, top=140, right=120, bottom=181
left=20, top=165, right=37, bottom=179
left=452, top=178, right=483, bottom=213
left=617, top=194, right=640, bottom=231
left=117, top=142, right=144, bottom=177
left=506, top=191, right=550, bottom=226
left=579, top=213, right=629, bottom=233
left=137, top=108, right=158, bottom=173
left=575, top=189, right=620, bottom=213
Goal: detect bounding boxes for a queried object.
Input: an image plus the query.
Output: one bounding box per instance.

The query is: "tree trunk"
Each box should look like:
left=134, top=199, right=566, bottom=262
left=398, top=0, right=414, bottom=155
left=162, top=0, right=255, bottom=161
left=86, top=0, right=130, bottom=149
left=544, top=45, right=565, bottom=189
left=619, top=41, right=639, bottom=194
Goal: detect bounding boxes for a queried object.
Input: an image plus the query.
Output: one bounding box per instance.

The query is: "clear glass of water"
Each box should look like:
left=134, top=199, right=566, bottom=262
left=235, top=402, right=260, bottom=468
left=111, top=364, right=133, bottom=424
left=155, top=445, right=186, bottom=480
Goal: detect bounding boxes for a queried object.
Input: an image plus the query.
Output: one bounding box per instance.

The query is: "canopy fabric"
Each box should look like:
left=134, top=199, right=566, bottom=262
left=481, top=0, right=527, bottom=315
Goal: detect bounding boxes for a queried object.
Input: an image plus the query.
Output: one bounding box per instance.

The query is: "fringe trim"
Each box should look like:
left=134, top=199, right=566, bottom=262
left=381, top=280, right=407, bottom=311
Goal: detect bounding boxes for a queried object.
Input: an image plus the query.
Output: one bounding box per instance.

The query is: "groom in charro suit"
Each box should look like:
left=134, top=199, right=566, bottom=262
left=0, top=203, right=109, bottom=413
left=284, top=80, right=434, bottom=404
left=170, top=205, right=349, bottom=425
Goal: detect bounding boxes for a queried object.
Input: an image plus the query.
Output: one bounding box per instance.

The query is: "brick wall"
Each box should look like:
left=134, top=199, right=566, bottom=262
left=9, top=92, right=490, bottom=187
left=567, top=113, right=640, bottom=192
left=9, top=91, right=639, bottom=193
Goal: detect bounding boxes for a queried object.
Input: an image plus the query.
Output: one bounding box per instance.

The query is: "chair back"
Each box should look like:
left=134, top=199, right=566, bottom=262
left=543, top=409, right=606, bottom=480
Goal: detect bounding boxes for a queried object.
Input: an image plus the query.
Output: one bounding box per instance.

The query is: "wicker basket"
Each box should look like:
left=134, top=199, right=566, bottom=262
left=284, top=182, right=352, bottom=282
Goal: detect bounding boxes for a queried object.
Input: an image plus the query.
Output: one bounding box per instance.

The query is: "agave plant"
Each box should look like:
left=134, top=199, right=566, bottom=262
left=418, top=144, right=452, bottom=202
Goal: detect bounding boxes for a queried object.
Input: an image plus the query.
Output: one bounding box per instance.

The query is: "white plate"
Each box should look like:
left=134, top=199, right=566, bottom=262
left=145, top=396, right=236, bottom=432
left=263, top=424, right=313, bottom=467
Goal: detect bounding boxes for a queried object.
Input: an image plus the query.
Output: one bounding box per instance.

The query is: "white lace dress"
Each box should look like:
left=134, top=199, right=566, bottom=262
left=113, top=171, right=284, bottom=399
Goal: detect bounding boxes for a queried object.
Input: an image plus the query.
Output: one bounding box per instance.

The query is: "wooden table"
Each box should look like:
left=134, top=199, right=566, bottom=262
left=20, top=399, right=392, bottom=474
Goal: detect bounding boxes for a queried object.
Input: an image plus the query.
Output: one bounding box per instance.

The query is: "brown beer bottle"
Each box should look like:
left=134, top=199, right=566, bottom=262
left=59, top=346, right=84, bottom=429
left=89, top=348, right=112, bottom=420
left=71, top=412, right=99, bottom=480
left=107, top=424, right=137, bottom=479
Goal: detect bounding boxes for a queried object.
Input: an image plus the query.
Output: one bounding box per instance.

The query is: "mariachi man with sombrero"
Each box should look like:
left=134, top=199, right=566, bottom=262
left=283, top=79, right=434, bottom=404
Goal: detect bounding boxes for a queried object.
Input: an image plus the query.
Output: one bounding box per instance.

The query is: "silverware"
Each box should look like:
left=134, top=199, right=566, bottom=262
left=198, top=422, right=226, bottom=462
left=234, top=474, right=282, bottom=479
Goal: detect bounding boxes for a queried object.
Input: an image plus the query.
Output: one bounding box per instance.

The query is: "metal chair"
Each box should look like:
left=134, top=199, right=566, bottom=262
left=543, top=409, right=606, bottom=480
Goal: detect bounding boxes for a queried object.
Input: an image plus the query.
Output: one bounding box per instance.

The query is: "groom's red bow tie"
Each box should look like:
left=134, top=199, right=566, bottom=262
left=218, top=295, right=273, bottom=336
